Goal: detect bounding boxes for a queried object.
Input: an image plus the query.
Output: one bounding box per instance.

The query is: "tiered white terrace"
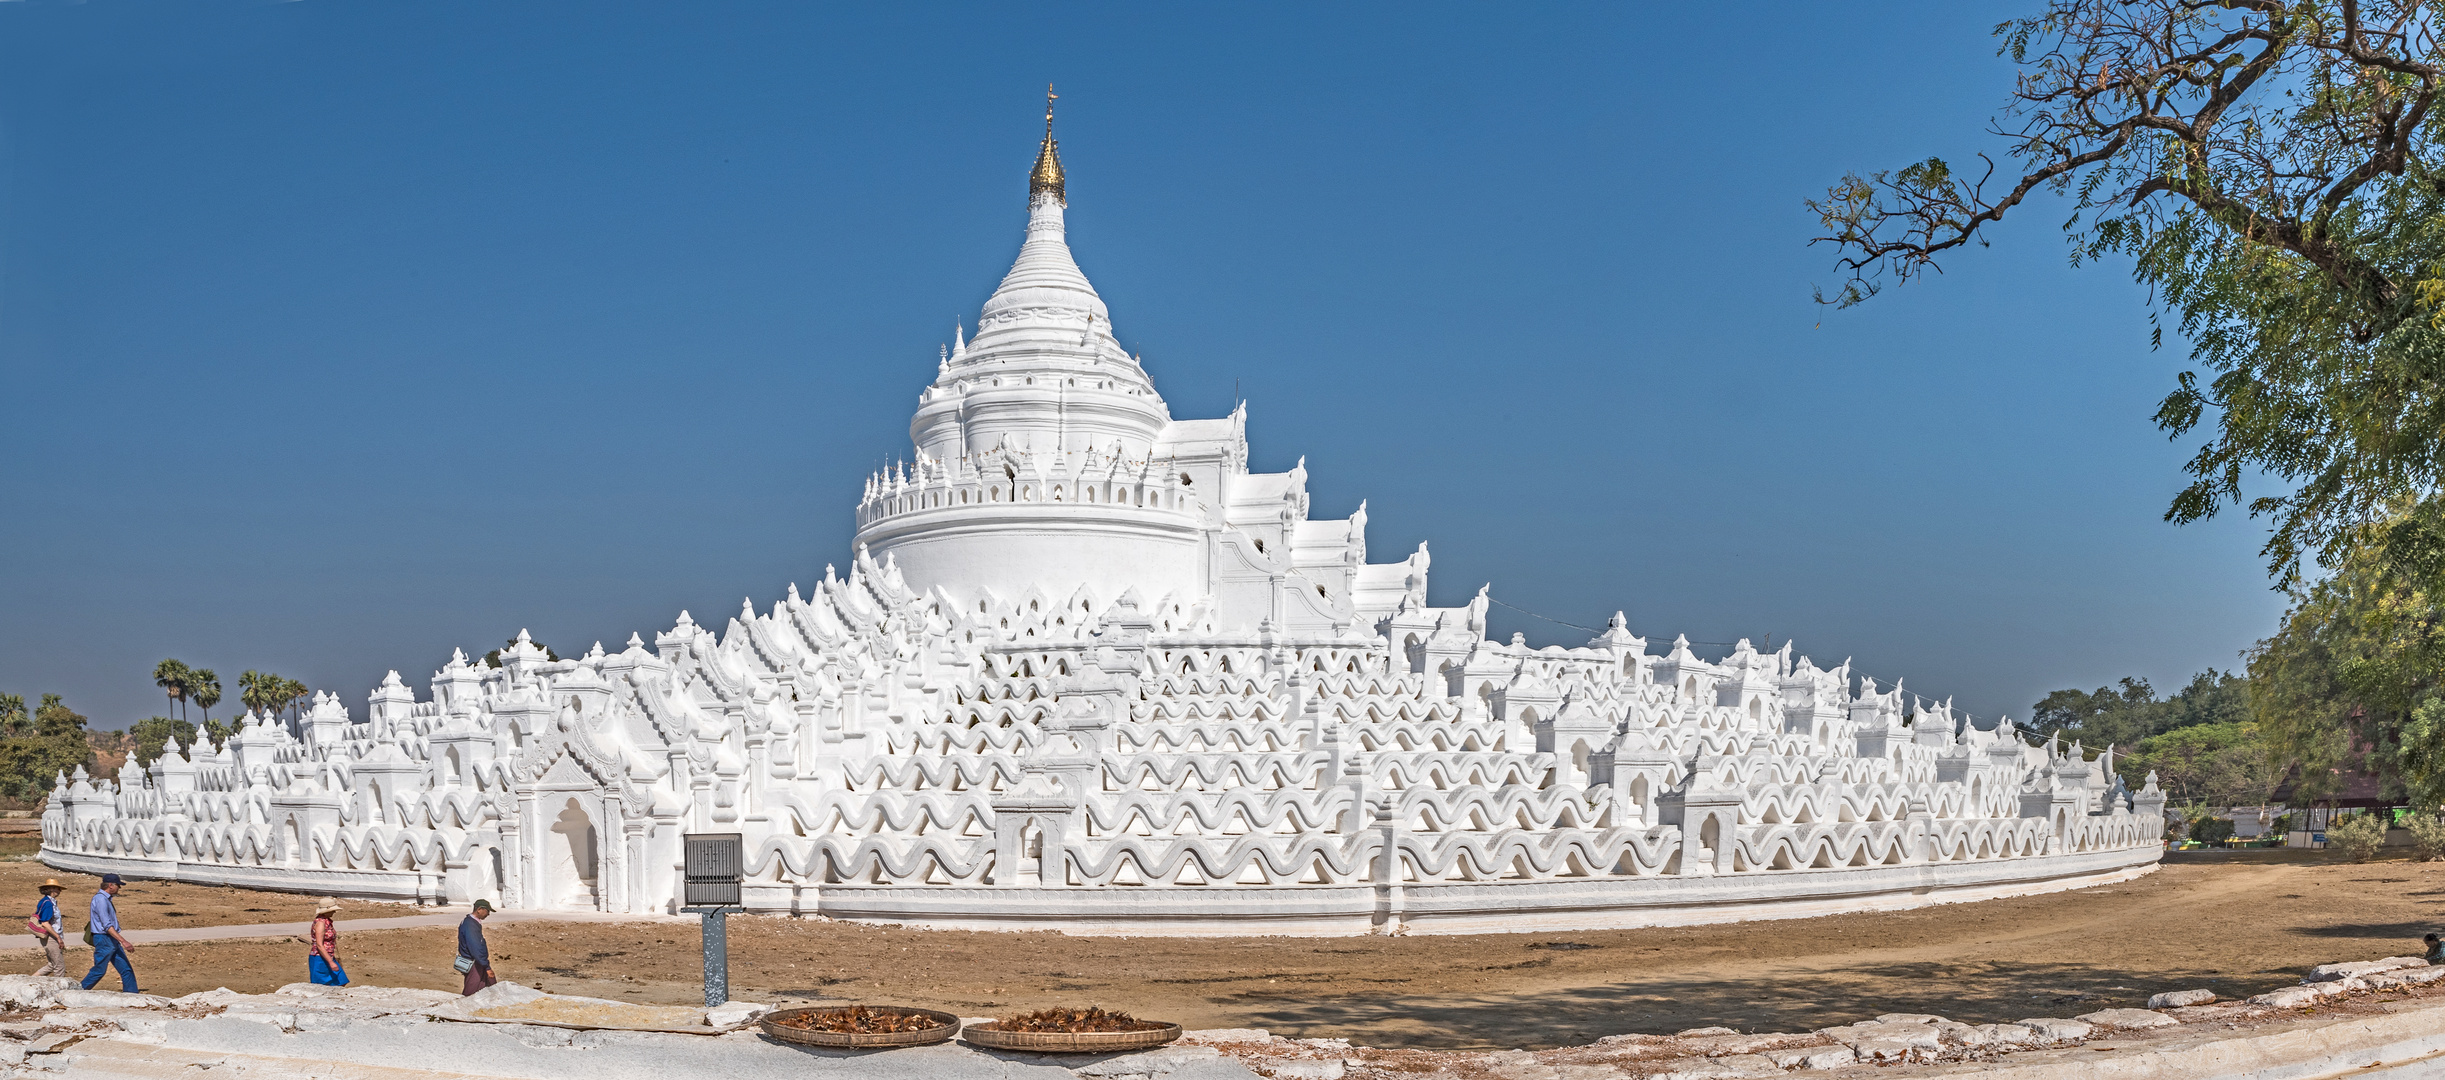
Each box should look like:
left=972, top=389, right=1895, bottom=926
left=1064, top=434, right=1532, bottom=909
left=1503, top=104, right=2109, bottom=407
left=41, top=108, right=2163, bottom=934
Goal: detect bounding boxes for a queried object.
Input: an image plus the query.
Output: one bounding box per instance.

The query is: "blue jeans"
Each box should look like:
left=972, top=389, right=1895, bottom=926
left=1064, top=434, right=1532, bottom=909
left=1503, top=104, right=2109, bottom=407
left=82, top=934, right=135, bottom=992
left=309, top=954, right=348, bottom=986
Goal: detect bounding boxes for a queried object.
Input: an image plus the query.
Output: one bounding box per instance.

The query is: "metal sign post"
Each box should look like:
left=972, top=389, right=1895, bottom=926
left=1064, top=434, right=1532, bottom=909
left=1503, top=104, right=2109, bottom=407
left=679, top=833, right=743, bottom=1008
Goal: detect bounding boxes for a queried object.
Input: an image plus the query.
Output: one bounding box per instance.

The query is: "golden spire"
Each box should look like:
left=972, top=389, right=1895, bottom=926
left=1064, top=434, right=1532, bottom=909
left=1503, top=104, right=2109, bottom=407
left=1030, top=83, right=1065, bottom=205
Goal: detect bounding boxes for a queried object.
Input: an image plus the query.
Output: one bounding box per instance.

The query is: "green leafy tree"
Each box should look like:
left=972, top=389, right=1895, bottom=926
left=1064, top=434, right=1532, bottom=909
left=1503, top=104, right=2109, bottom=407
left=1813, top=1, right=2445, bottom=589
left=2247, top=546, right=2445, bottom=806
left=33, top=695, right=84, bottom=739
left=152, top=659, right=192, bottom=722
left=2165, top=670, right=2255, bottom=728
left=2190, top=815, right=2239, bottom=843
left=0, top=694, right=94, bottom=801
left=2121, top=722, right=2279, bottom=805
left=2028, top=669, right=2251, bottom=748
left=0, top=695, right=24, bottom=737
left=2031, top=678, right=2166, bottom=747
left=129, top=716, right=198, bottom=767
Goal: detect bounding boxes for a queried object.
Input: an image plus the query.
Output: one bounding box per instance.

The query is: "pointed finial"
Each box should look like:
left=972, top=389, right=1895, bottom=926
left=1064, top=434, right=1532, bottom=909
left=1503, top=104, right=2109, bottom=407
left=1030, top=84, right=1065, bottom=205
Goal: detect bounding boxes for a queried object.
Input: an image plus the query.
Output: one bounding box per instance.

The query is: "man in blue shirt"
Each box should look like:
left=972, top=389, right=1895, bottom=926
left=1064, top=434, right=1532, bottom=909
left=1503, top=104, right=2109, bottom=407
left=457, top=899, right=495, bottom=995
left=29, top=879, right=64, bottom=977
left=81, top=873, right=136, bottom=992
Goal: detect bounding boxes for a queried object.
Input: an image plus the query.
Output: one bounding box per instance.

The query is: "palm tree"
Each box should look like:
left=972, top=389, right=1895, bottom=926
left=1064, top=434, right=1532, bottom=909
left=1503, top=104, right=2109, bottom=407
left=153, top=659, right=192, bottom=723
left=282, top=678, right=310, bottom=720
left=189, top=668, right=222, bottom=729
left=0, top=694, right=24, bottom=738
left=238, top=670, right=282, bottom=717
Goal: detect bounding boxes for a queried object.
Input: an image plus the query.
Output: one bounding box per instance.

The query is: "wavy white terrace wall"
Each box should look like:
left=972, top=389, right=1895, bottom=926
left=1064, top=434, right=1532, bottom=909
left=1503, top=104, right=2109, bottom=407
left=41, top=581, right=2167, bottom=933
left=42, top=117, right=2166, bottom=934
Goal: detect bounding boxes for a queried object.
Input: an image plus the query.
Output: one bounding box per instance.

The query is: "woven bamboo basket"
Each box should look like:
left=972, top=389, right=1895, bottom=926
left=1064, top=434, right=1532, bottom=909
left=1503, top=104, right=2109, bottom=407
left=961, top=1021, right=1183, bottom=1053
left=757, top=1006, right=960, bottom=1049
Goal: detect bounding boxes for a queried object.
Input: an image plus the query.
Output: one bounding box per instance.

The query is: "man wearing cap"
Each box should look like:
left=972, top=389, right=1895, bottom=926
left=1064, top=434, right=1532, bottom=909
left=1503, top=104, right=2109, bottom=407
left=27, top=880, right=64, bottom=977
left=80, top=874, right=136, bottom=992
left=456, top=899, right=495, bottom=995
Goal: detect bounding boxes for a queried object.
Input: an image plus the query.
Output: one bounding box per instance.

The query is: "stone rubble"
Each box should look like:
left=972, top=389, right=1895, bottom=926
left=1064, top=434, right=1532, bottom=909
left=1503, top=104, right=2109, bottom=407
left=2072, top=1008, right=2179, bottom=1029
left=2305, top=956, right=2428, bottom=982
left=0, top=952, right=2440, bottom=1079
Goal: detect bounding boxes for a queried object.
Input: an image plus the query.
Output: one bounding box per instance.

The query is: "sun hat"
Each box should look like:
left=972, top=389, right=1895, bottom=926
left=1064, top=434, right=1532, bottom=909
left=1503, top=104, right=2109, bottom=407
left=37, top=880, right=60, bottom=892
left=313, top=898, right=341, bottom=916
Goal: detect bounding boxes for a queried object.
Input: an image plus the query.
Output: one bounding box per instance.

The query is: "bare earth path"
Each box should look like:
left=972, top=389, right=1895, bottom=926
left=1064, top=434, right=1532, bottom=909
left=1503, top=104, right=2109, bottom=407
left=4, top=851, right=2437, bottom=1049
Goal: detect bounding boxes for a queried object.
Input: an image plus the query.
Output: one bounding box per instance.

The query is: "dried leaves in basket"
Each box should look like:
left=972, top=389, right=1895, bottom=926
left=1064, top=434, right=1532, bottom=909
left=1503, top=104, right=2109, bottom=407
left=993, top=1006, right=1167, bottom=1033
left=771, top=1006, right=947, bottom=1034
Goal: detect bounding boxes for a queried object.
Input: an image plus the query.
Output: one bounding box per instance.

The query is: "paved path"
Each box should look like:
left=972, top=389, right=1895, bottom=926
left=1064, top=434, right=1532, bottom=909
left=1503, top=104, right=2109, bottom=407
left=0, top=908, right=689, bottom=950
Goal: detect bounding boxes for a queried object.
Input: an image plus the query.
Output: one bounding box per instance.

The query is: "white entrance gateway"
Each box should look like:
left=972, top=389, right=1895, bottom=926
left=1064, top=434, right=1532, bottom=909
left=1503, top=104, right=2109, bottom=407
left=43, top=105, right=2164, bottom=934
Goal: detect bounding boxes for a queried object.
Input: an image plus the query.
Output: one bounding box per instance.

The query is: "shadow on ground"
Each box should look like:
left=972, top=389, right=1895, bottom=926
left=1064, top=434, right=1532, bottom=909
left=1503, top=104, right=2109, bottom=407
left=1234, top=960, right=2265, bottom=1049
left=2291, top=921, right=2438, bottom=940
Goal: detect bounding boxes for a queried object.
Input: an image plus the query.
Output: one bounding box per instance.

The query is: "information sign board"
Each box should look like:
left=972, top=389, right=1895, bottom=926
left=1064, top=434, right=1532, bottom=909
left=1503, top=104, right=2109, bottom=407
left=684, top=832, right=743, bottom=907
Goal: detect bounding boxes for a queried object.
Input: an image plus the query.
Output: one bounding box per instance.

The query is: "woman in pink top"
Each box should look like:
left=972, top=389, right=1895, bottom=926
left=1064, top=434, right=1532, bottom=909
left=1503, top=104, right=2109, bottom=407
left=307, top=898, right=347, bottom=986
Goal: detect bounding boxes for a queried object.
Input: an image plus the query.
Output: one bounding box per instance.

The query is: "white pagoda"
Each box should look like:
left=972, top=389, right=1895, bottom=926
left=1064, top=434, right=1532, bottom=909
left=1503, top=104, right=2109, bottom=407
left=43, top=105, right=2165, bottom=934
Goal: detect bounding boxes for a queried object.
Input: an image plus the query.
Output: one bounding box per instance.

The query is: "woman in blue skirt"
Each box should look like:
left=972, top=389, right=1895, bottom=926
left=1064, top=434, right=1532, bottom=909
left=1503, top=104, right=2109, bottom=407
left=307, top=898, right=348, bottom=986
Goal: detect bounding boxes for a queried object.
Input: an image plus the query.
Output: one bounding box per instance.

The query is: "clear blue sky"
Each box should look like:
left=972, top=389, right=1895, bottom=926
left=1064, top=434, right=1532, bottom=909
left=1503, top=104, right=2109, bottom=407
left=0, top=1, right=2285, bottom=730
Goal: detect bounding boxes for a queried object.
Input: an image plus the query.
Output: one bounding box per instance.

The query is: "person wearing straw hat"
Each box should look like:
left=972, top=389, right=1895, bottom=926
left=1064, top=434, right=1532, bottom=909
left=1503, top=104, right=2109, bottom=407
left=307, top=898, right=347, bottom=986
left=26, top=880, right=64, bottom=977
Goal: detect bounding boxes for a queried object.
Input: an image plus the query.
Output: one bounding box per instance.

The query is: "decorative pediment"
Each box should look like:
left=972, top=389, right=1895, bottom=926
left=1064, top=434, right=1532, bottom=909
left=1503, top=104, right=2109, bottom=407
left=538, top=753, right=597, bottom=790
left=513, top=728, right=647, bottom=807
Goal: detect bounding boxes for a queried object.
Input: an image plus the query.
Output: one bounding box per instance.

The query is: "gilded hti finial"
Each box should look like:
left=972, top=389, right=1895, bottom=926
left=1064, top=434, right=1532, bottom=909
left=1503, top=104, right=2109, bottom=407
left=1030, top=83, right=1065, bottom=205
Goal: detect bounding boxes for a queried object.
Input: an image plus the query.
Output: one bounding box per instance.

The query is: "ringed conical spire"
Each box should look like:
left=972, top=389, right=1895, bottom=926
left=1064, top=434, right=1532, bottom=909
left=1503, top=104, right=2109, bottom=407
left=1030, top=84, right=1065, bottom=205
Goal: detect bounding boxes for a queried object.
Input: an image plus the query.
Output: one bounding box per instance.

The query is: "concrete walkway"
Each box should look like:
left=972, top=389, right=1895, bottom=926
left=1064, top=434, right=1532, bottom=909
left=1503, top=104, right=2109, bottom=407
left=0, top=908, right=688, bottom=950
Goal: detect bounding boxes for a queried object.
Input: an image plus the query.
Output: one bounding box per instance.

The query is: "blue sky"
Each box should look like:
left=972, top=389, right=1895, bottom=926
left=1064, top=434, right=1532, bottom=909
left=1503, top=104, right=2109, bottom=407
left=0, top=1, right=2285, bottom=730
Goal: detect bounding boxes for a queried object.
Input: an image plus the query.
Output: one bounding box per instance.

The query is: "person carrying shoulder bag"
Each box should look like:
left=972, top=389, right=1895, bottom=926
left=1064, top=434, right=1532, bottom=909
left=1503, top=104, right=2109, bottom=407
left=27, top=880, right=64, bottom=977
left=455, top=899, right=496, bottom=995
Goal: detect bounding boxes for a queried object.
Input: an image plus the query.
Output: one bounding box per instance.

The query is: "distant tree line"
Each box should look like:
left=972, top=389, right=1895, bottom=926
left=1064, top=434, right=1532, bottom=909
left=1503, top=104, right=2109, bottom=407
left=2038, top=547, right=2445, bottom=819
left=2022, top=669, right=2273, bottom=810
left=137, top=659, right=313, bottom=766
left=0, top=694, right=98, bottom=803
left=0, top=658, right=326, bottom=807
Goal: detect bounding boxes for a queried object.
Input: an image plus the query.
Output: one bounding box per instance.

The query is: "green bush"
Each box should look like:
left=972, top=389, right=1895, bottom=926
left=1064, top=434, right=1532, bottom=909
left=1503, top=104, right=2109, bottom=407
left=2190, top=816, right=2237, bottom=844
left=2404, top=814, right=2445, bottom=862
left=2329, top=812, right=2391, bottom=862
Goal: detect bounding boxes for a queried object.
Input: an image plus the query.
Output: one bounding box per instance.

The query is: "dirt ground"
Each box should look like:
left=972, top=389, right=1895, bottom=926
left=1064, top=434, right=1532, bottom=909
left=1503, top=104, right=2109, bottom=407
left=6, top=850, right=2440, bottom=1049
left=0, top=842, right=423, bottom=928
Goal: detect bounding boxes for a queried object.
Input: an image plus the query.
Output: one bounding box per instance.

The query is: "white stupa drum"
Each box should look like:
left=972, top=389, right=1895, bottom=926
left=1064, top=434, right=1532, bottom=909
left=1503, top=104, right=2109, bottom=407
left=42, top=108, right=2165, bottom=935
